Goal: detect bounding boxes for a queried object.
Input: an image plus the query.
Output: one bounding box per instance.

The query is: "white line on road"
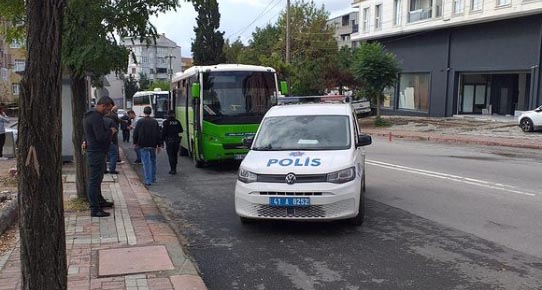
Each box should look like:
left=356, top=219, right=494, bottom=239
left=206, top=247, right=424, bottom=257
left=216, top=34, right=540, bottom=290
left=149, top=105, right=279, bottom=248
left=366, top=159, right=537, bottom=197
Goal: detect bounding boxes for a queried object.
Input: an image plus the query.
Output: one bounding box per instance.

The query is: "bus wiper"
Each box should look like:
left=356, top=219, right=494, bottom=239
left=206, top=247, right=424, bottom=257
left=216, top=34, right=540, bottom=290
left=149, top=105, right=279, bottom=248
left=253, top=144, right=274, bottom=151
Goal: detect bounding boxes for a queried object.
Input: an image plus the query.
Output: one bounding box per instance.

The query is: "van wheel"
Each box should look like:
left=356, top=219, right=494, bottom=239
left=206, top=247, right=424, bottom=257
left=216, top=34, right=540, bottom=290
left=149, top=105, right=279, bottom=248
left=520, top=118, right=534, bottom=132
left=180, top=146, right=189, bottom=156
left=347, top=190, right=365, bottom=226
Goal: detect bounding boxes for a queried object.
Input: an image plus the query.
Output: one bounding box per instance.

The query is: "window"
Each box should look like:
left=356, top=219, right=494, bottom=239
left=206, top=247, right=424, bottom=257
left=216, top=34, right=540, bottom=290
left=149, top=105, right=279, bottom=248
left=14, top=60, right=25, bottom=72
left=394, top=0, right=402, bottom=25
left=398, top=73, right=430, bottom=112
left=453, top=0, right=464, bottom=14
left=142, top=56, right=148, bottom=63
left=363, top=8, right=370, bottom=32
left=382, top=86, right=395, bottom=108
left=471, top=0, right=483, bottom=11
left=10, top=40, right=21, bottom=48
left=12, top=84, right=20, bottom=96
left=342, top=15, right=350, bottom=26
left=131, top=68, right=137, bottom=74
left=1, top=68, right=7, bottom=81
left=375, top=4, right=382, bottom=31
left=496, top=0, right=510, bottom=6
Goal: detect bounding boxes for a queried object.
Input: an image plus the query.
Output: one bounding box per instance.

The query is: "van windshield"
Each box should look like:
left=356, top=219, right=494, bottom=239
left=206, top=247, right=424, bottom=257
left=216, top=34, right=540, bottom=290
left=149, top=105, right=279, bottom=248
left=253, top=115, right=351, bottom=151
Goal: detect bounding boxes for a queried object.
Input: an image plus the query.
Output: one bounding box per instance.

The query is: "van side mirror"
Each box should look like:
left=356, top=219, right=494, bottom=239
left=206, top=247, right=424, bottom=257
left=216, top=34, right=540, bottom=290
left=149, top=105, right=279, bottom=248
left=191, top=83, right=200, bottom=99
left=357, top=134, right=372, bottom=147
left=280, top=81, right=288, bottom=95
left=242, top=137, right=254, bottom=149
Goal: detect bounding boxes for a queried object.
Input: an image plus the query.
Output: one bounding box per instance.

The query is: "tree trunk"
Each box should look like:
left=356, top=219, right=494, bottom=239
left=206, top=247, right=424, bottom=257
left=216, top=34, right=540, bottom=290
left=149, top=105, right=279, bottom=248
left=71, top=75, right=88, bottom=200
left=376, top=93, right=381, bottom=118
left=17, top=1, right=67, bottom=290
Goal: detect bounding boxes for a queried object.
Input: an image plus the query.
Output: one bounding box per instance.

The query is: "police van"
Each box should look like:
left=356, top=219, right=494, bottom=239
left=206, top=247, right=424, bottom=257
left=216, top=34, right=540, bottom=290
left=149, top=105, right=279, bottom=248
left=234, top=96, right=372, bottom=226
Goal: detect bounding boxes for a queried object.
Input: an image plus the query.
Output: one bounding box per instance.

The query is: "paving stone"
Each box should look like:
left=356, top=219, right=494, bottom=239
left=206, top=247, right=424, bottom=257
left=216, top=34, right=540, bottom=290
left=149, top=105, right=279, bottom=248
left=170, top=275, right=207, bottom=290
left=98, top=245, right=174, bottom=276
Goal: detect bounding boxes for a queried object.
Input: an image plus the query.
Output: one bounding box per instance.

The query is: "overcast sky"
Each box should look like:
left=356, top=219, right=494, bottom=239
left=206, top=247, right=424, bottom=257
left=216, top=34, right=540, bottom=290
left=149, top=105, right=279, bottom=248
left=150, top=0, right=355, bottom=57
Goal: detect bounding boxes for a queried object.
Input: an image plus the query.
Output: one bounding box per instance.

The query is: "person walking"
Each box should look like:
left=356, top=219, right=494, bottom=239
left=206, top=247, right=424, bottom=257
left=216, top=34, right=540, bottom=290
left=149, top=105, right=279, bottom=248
left=0, top=104, right=10, bottom=160
left=162, top=110, right=183, bottom=175
left=120, top=110, right=132, bottom=142
left=133, top=106, right=161, bottom=186
left=83, top=96, right=116, bottom=217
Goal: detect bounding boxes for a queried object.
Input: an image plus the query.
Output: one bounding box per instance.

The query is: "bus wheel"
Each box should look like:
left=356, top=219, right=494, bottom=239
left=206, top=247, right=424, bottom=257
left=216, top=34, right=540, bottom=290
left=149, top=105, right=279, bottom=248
left=180, top=146, right=189, bottom=156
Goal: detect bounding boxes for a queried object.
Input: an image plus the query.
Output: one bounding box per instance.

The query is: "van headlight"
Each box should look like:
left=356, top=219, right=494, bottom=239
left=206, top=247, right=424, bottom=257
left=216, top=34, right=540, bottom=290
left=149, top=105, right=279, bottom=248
left=327, top=167, right=356, bottom=184
left=238, top=167, right=258, bottom=183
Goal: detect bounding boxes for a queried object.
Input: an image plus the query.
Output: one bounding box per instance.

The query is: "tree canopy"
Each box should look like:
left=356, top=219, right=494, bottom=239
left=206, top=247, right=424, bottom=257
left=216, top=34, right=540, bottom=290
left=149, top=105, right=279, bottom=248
left=192, top=0, right=225, bottom=65
left=352, top=42, right=401, bottom=118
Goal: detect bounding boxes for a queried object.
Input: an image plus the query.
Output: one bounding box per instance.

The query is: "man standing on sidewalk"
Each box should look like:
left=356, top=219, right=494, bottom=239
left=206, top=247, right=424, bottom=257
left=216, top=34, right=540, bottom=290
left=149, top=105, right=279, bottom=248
left=120, top=110, right=132, bottom=142
left=128, top=110, right=142, bottom=164
left=83, top=96, right=116, bottom=217
left=104, top=106, right=127, bottom=174
left=133, top=106, right=162, bottom=186
left=162, top=110, right=183, bottom=175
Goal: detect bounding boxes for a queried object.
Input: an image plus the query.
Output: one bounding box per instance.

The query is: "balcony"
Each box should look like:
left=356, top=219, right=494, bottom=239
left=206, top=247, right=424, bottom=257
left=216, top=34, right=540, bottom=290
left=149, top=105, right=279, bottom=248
left=408, top=7, right=433, bottom=22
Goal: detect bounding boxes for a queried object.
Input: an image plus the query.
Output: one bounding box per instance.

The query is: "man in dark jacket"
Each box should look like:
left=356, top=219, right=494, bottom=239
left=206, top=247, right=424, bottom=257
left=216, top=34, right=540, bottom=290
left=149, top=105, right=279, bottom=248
left=120, top=110, right=132, bottom=142
left=162, top=110, right=183, bottom=175
left=83, top=96, right=116, bottom=217
left=133, top=106, right=162, bottom=186
left=104, top=106, right=127, bottom=174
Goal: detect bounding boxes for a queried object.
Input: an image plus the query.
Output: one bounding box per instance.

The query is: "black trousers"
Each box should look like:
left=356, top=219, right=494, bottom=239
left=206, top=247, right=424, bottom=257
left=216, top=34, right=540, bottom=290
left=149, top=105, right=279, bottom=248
left=86, top=151, right=107, bottom=210
left=122, top=129, right=130, bottom=142
left=0, top=133, right=5, bottom=157
left=166, top=140, right=180, bottom=171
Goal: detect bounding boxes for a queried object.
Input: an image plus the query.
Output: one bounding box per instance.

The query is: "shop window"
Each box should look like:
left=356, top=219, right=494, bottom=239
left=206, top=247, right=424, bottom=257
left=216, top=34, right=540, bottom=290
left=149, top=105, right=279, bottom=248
left=382, top=86, right=395, bottom=108
left=398, top=73, right=430, bottom=112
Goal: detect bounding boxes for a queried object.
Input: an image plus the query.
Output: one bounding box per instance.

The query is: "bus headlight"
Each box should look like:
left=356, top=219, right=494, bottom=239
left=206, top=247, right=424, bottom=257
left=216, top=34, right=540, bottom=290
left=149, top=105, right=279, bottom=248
left=327, top=167, right=356, bottom=184
left=238, top=167, right=258, bottom=183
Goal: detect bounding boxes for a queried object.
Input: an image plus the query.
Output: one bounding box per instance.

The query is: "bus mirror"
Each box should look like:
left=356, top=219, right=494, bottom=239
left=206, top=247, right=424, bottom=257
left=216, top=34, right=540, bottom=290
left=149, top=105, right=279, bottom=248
left=280, top=81, right=288, bottom=95
left=192, top=83, right=201, bottom=99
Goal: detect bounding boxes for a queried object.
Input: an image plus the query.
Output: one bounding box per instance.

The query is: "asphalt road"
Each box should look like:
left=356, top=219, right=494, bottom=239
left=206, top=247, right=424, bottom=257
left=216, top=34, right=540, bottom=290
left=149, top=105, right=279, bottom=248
left=121, top=139, right=542, bottom=290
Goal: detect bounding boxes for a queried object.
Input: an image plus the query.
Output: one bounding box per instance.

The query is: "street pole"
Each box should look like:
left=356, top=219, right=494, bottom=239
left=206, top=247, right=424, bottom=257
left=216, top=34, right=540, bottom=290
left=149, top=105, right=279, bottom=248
left=165, top=48, right=176, bottom=109
left=286, top=0, right=290, bottom=64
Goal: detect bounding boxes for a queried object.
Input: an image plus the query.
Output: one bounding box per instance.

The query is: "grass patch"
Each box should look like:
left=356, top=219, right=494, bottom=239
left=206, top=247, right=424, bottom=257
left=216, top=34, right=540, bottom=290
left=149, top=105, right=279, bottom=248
left=374, top=117, right=392, bottom=127
left=65, top=197, right=89, bottom=212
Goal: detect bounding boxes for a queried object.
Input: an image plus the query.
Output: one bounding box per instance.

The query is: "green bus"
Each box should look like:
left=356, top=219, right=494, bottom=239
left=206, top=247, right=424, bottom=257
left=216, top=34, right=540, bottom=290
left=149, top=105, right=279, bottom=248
left=171, top=64, right=285, bottom=167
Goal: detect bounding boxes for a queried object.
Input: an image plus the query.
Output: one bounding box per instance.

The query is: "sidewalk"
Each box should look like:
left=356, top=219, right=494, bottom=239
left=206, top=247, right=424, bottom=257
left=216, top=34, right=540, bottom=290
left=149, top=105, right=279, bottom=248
left=0, top=150, right=207, bottom=290
left=360, top=116, right=542, bottom=150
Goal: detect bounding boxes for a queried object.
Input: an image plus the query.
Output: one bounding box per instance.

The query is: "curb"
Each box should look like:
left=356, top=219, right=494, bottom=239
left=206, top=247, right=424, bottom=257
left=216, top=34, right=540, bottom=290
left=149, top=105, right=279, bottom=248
left=0, top=195, right=18, bottom=235
left=365, top=130, right=542, bottom=150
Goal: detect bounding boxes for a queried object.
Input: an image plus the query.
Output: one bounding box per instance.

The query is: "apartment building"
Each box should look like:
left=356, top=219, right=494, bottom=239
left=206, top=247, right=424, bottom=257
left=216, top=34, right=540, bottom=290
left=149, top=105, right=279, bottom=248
left=352, top=0, right=542, bottom=117
left=327, top=11, right=360, bottom=48
left=121, top=34, right=182, bottom=82
left=0, top=22, right=25, bottom=105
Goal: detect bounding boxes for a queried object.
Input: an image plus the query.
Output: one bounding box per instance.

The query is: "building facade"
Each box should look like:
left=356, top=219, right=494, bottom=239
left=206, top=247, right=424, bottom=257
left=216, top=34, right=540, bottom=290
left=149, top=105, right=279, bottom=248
left=352, top=0, right=542, bottom=117
left=327, top=11, right=360, bottom=48
left=121, top=34, right=182, bottom=82
left=0, top=20, right=25, bottom=106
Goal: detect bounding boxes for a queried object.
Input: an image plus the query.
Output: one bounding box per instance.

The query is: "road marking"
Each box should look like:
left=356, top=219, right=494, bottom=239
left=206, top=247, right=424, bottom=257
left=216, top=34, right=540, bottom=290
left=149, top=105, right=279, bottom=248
left=366, top=159, right=536, bottom=197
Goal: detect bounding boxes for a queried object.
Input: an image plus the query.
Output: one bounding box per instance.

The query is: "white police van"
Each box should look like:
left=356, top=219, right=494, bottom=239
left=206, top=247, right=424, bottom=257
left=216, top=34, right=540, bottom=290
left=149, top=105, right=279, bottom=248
left=234, top=96, right=372, bottom=226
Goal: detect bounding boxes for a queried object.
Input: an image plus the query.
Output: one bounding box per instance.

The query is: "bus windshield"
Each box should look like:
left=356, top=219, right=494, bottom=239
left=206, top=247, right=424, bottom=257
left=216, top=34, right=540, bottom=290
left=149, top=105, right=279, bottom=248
left=202, top=71, right=277, bottom=124
left=154, top=93, right=169, bottom=119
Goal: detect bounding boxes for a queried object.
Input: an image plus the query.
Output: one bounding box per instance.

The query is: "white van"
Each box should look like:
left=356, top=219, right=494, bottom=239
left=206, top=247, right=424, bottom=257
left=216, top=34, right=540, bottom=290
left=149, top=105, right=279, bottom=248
left=234, top=98, right=372, bottom=226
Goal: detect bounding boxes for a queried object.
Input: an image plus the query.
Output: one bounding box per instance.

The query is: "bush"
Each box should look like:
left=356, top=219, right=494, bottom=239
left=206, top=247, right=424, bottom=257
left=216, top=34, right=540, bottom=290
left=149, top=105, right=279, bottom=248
left=374, top=117, right=391, bottom=127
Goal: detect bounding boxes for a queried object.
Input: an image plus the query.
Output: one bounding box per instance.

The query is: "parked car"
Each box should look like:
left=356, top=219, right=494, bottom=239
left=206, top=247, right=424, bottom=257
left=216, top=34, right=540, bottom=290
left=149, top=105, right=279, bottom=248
left=518, top=105, right=542, bottom=132
left=351, top=98, right=372, bottom=117
left=5, top=121, right=17, bottom=143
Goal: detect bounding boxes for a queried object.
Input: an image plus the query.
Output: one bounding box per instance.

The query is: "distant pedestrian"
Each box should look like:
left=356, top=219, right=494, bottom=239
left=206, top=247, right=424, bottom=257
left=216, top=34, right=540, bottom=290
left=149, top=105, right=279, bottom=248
left=104, top=106, right=126, bottom=174
left=133, top=106, right=162, bottom=186
left=120, top=110, right=132, bottom=142
left=0, top=103, right=10, bottom=160
left=128, top=111, right=142, bottom=164
left=162, top=110, right=183, bottom=175
left=82, top=96, right=116, bottom=217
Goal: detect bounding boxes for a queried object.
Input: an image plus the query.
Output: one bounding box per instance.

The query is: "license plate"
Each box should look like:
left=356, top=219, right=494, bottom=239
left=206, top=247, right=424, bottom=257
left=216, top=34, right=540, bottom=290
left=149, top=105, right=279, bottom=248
left=269, top=197, right=310, bottom=207
left=234, top=154, right=246, bottom=160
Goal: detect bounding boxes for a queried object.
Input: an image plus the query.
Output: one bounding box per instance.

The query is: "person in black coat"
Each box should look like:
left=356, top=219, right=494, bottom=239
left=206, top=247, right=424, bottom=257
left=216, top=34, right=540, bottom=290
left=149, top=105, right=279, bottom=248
left=162, top=110, right=183, bottom=175
left=133, top=106, right=162, bottom=186
left=82, top=96, right=116, bottom=217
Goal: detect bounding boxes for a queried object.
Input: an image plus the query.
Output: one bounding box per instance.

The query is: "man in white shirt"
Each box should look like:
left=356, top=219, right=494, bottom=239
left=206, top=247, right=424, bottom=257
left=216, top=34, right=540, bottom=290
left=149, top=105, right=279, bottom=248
left=0, top=103, right=11, bottom=160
